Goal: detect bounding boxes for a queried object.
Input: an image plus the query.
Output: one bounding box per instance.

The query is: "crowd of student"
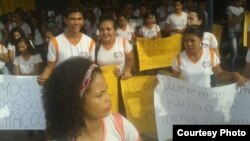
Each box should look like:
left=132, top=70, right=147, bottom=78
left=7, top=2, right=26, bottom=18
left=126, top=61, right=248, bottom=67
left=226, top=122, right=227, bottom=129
left=0, top=0, right=248, bottom=76
left=0, top=0, right=249, bottom=140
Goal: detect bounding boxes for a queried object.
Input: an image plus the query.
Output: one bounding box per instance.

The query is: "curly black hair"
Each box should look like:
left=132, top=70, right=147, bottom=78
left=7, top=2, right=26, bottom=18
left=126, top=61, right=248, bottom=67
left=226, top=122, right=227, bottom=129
left=42, top=57, right=101, bottom=140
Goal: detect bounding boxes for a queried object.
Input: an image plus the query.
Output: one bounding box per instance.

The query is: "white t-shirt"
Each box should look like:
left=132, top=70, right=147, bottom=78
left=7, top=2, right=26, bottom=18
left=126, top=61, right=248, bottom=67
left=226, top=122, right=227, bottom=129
left=202, top=32, right=218, bottom=49
left=156, top=5, right=174, bottom=30
left=226, top=6, right=244, bottom=17
left=165, top=12, right=188, bottom=35
left=13, top=54, right=42, bottom=74
left=102, top=113, right=140, bottom=141
left=33, top=29, right=44, bottom=46
left=97, top=37, right=133, bottom=72
left=0, top=44, right=8, bottom=69
left=116, top=25, right=134, bottom=41
left=139, top=24, right=160, bottom=38
left=127, top=19, right=138, bottom=31
left=47, top=33, right=95, bottom=66
left=172, top=48, right=220, bottom=88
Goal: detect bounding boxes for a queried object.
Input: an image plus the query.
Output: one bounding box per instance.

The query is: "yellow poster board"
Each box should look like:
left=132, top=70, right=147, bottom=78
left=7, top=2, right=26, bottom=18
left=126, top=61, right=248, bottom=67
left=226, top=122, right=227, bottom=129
left=101, top=65, right=118, bottom=112
left=136, top=34, right=182, bottom=71
left=121, top=76, right=156, bottom=133
left=243, top=13, right=250, bottom=47
left=212, top=24, right=223, bottom=48
left=0, top=0, right=36, bottom=15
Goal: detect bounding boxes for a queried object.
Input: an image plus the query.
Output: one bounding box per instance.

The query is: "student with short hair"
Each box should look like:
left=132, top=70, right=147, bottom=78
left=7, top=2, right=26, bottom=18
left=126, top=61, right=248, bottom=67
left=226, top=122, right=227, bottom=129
left=37, top=5, right=95, bottom=85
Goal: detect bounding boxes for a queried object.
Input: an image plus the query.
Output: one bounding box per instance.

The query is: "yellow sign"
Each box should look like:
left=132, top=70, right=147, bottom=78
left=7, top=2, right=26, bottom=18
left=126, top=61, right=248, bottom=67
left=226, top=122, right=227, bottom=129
left=101, top=65, right=118, bottom=112
left=121, top=76, right=156, bottom=133
left=0, top=0, right=36, bottom=15
left=244, top=13, right=250, bottom=47
left=212, top=24, right=223, bottom=48
left=136, top=34, right=182, bottom=71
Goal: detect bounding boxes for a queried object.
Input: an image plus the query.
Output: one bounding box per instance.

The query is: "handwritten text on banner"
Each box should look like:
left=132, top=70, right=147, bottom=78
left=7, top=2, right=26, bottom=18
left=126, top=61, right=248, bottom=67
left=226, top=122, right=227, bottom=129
left=136, top=34, right=182, bottom=71
left=0, top=75, right=45, bottom=130
left=154, top=75, right=250, bottom=141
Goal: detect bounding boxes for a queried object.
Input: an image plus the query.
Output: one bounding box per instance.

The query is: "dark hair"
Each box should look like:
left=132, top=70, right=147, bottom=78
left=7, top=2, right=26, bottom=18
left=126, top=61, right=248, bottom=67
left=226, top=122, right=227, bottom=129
left=189, top=9, right=207, bottom=31
left=99, top=16, right=118, bottom=30
left=143, top=13, right=156, bottom=25
left=174, top=0, right=184, bottom=5
left=63, top=5, right=84, bottom=18
left=42, top=57, right=102, bottom=139
left=117, top=13, right=129, bottom=22
left=15, top=37, right=36, bottom=56
left=183, top=25, right=204, bottom=39
left=8, top=27, right=26, bottom=45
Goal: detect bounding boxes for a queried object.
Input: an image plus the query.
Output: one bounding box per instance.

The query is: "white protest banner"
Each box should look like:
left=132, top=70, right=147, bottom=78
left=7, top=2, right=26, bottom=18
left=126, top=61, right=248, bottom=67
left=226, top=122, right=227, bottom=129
left=154, top=75, right=250, bottom=141
left=0, top=75, right=45, bottom=130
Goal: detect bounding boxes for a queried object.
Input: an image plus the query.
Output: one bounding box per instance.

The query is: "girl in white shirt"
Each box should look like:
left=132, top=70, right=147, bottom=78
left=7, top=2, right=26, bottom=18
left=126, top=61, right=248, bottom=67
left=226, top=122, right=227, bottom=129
left=7, top=27, right=27, bottom=62
left=13, top=37, right=42, bottom=75
left=187, top=9, right=220, bottom=57
left=117, top=14, right=135, bottom=43
left=138, top=13, right=161, bottom=38
left=187, top=9, right=220, bottom=87
left=165, top=0, right=188, bottom=35
left=171, top=25, right=246, bottom=88
left=96, top=17, right=135, bottom=79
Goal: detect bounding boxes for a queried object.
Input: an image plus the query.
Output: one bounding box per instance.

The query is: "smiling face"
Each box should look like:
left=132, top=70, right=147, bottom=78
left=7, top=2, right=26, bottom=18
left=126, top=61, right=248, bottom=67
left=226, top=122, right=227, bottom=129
left=64, top=12, right=84, bottom=33
left=83, top=73, right=111, bottom=119
left=99, top=20, right=116, bottom=43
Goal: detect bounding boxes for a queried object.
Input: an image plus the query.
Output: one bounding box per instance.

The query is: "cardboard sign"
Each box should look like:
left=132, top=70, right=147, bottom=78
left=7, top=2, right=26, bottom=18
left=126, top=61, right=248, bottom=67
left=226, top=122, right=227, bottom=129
left=136, top=34, right=182, bottom=71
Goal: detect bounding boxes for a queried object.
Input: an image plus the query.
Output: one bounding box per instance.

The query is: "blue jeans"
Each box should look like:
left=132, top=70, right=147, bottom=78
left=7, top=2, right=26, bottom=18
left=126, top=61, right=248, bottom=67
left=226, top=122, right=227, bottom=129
left=228, top=27, right=242, bottom=71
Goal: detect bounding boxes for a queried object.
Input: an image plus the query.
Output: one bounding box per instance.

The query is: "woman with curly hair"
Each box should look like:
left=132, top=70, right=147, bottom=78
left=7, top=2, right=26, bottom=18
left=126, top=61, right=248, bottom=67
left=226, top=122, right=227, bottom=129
left=42, top=57, right=141, bottom=141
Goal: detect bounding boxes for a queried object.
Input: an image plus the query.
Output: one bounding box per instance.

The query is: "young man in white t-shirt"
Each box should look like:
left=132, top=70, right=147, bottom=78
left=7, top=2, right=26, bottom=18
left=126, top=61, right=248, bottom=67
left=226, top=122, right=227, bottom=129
left=37, top=6, right=95, bottom=85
